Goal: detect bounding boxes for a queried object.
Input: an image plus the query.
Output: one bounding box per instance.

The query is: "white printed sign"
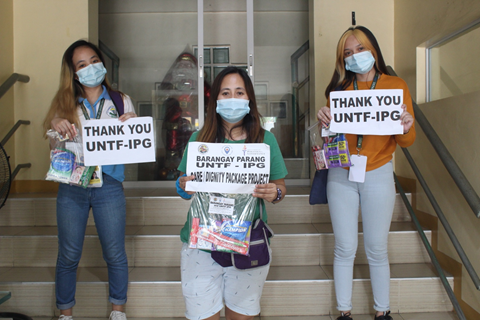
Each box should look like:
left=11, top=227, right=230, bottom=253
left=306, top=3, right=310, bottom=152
left=329, top=89, right=403, bottom=135
left=186, top=142, right=270, bottom=194
left=82, top=117, right=155, bottom=166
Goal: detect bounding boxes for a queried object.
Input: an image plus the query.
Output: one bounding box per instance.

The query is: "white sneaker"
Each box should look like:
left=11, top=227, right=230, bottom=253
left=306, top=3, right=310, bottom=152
left=109, top=311, right=127, bottom=320
left=59, top=315, right=73, bottom=320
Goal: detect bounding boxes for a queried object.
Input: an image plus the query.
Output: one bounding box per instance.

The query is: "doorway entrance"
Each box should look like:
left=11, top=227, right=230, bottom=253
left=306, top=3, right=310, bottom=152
left=98, top=0, right=310, bottom=184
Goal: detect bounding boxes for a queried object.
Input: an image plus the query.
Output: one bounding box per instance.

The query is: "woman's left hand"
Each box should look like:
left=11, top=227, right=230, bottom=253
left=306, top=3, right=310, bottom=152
left=400, top=104, right=414, bottom=134
left=253, top=183, right=278, bottom=203
left=119, top=112, right=137, bottom=122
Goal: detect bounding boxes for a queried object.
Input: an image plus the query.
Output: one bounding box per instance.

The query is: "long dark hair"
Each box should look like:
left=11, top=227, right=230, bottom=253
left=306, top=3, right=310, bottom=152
left=43, top=40, right=120, bottom=134
left=325, top=26, right=389, bottom=98
left=197, top=66, right=265, bottom=143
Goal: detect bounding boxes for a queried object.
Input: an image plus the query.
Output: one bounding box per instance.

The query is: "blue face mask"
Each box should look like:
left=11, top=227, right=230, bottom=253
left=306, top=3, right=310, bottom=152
left=216, top=98, right=250, bottom=123
left=76, top=62, right=107, bottom=88
left=344, top=51, right=376, bottom=74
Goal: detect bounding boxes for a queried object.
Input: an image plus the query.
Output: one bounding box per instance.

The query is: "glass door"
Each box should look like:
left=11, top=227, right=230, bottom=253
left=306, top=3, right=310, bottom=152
left=99, top=1, right=201, bottom=183
left=99, top=0, right=309, bottom=183
left=252, top=0, right=310, bottom=181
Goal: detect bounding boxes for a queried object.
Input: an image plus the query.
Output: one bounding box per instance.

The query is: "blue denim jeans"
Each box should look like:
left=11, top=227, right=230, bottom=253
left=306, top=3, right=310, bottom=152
left=55, top=174, right=128, bottom=310
left=327, top=162, right=395, bottom=312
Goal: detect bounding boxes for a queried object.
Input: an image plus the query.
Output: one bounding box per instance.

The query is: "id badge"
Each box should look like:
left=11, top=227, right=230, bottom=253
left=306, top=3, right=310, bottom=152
left=348, top=155, right=367, bottom=183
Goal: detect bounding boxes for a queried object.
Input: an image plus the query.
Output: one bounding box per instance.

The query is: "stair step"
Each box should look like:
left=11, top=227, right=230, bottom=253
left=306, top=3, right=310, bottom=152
left=29, top=313, right=460, bottom=320
left=0, top=222, right=430, bottom=267
left=0, top=264, right=453, bottom=318
left=1, top=193, right=412, bottom=227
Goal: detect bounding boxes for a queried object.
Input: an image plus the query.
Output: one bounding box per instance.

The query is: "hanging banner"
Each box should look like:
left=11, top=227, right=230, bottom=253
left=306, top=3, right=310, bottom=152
left=329, top=89, right=404, bottom=135
left=185, top=142, right=270, bottom=194
left=82, top=117, right=155, bottom=166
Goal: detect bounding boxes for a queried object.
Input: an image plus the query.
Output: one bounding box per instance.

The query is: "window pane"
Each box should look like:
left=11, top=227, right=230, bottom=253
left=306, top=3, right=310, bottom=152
left=214, top=66, right=226, bottom=79
left=213, top=47, right=229, bottom=63
left=204, top=48, right=211, bottom=64
left=429, top=24, right=480, bottom=101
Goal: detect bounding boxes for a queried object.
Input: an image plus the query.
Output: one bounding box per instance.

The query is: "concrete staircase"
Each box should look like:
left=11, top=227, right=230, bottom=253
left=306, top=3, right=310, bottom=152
left=0, top=186, right=457, bottom=319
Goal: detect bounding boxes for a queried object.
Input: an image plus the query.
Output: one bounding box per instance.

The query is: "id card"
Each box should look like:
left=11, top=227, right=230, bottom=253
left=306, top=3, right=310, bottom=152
left=208, top=196, right=235, bottom=215
left=89, top=166, right=103, bottom=188
left=348, top=155, right=367, bottom=183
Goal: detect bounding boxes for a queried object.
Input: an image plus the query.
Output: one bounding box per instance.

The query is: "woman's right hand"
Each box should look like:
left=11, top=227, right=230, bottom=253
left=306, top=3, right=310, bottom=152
left=317, top=106, right=331, bottom=128
left=179, top=174, right=196, bottom=195
left=51, top=117, right=76, bottom=139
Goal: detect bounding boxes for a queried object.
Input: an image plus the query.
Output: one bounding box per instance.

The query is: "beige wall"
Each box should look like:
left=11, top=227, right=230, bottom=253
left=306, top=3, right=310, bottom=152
left=12, top=0, right=98, bottom=181
left=394, top=0, right=480, bottom=316
left=310, top=0, right=394, bottom=123
left=0, top=0, right=15, bottom=166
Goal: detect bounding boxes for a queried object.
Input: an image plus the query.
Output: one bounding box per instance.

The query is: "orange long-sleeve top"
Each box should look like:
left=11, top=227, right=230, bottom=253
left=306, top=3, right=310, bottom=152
left=326, top=74, right=416, bottom=172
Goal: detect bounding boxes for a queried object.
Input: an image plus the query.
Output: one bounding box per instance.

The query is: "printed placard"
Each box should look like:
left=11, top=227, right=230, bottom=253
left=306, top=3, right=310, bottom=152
left=82, top=117, right=155, bottom=166
left=208, top=196, right=235, bottom=215
left=329, top=89, right=403, bottom=135
left=186, top=142, right=271, bottom=193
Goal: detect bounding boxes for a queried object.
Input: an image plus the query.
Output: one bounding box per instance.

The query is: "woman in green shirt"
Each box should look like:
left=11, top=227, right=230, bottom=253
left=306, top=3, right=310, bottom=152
left=177, top=66, right=287, bottom=320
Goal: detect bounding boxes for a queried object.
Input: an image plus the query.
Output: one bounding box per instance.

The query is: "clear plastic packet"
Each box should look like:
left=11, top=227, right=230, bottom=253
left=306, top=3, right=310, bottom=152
left=308, top=121, right=328, bottom=170
left=308, top=121, right=352, bottom=169
left=45, top=125, right=95, bottom=188
left=188, top=192, right=257, bottom=255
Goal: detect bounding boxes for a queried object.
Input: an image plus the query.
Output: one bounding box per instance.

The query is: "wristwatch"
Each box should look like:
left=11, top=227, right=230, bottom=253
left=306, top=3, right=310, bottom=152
left=272, top=187, right=282, bottom=203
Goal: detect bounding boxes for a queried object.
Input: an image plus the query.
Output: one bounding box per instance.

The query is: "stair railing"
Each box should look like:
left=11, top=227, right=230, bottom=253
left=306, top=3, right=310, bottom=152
left=0, top=73, right=32, bottom=180
left=387, top=66, right=480, bottom=319
left=0, top=73, right=29, bottom=100
left=387, top=66, right=480, bottom=219
left=394, top=173, right=466, bottom=320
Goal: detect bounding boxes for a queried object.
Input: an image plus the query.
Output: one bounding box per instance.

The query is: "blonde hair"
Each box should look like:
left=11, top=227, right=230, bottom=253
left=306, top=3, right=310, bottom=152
left=325, top=26, right=388, bottom=98
left=43, top=58, right=81, bottom=134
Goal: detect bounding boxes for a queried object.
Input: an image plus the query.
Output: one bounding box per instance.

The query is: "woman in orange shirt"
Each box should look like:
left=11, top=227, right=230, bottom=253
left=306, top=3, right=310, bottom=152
left=317, top=26, right=415, bottom=320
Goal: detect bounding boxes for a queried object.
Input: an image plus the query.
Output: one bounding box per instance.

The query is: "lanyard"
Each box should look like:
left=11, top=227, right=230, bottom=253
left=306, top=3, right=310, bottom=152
left=353, top=73, right=379, bottom=153
left=81, top=98, right=105, bottom=120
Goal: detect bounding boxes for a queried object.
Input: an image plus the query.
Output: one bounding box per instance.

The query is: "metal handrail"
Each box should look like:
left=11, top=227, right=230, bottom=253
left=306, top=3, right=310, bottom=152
left=11, top=163, right=31, bottom=180
left=394, top=173, right=466, bottom=320
left=1, top=120, right=30, bottom=146
left=387, top=66, right=480, bottom=218
left=0, top=73, right=30, bottom=100
left=400, top=148, right=480, bottom=291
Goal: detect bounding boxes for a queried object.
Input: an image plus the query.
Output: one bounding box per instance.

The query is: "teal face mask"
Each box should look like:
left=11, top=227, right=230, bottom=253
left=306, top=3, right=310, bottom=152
left=344, top=51, right=375, bottom=74
left=216, top=98, right=250, bottom=123
left=76, top=62, right=107, bottom=88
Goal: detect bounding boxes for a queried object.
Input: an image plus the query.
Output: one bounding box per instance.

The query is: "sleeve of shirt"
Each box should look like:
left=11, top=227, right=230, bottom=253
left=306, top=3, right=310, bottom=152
left=123, top=95, right=136, bottom=115
left=177, top=131, right=199, bottom=173
left=394, top=78, right=416, bottom=148
left=264, top=131, right=288, bottom=180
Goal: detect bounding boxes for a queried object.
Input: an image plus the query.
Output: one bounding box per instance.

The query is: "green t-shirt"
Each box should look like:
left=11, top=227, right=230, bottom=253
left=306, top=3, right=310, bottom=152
left=177, top=130, right=288, bottom=243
